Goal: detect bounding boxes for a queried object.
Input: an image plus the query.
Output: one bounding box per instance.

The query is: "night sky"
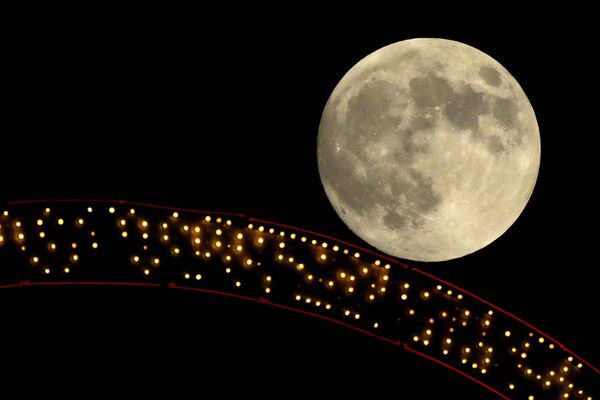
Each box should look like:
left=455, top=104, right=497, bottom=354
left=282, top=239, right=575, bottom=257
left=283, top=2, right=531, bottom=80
left=2, top=4, right=597, bottom=398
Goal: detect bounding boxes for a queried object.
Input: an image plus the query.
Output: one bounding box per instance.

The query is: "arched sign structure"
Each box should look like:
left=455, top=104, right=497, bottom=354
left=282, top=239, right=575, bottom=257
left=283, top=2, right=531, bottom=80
left=0, top=199, right=597, bottom=400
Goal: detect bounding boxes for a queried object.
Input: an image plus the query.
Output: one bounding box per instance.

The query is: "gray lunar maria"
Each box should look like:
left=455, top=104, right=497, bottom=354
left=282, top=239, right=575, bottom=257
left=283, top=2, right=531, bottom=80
left=317, top=38, right=540, bottom=262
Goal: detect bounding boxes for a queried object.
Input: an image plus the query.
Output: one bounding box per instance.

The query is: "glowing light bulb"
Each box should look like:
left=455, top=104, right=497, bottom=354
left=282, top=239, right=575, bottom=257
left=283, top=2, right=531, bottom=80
left=195, top=274, right=201, bottom=280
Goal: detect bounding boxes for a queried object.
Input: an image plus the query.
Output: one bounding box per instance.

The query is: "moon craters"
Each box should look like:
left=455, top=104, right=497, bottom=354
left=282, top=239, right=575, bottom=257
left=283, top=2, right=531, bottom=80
left=318, top=38, right=540, bottom=261
left=479, top=66, right=502, bottom=87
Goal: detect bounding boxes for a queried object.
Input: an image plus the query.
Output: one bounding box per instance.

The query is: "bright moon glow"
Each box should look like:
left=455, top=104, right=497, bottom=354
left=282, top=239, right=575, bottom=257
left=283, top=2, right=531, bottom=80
left=318, top=38, right=540, bottom=261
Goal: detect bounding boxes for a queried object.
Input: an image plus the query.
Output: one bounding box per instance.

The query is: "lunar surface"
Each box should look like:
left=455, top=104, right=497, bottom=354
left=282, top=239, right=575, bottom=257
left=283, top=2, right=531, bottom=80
left=317, top=38, right=540, bottom=262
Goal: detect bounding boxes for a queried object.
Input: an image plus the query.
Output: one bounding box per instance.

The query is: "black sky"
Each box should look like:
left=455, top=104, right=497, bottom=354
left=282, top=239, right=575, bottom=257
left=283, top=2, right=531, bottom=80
left=2, top=4, right=598, bottom=398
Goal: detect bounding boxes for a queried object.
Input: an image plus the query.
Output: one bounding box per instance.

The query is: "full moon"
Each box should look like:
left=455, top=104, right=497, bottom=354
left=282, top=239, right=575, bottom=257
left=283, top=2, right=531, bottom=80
left=317, top=38, right=540, bottom=262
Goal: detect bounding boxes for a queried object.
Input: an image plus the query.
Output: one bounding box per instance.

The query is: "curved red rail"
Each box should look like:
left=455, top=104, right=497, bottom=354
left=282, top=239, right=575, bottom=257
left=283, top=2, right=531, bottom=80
left=1, top=198, right=597, bottom=400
